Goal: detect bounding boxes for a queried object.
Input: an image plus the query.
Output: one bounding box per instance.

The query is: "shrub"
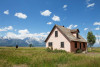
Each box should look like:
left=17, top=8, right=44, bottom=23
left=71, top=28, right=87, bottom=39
left=53, top=49, right=66, bottom=53
left=76, top=49, right=82, bottom=53
left=46, top=48, right=52, bottom=52
left=16, top=45, right=18, bottom=49
left=29, top=44, right=32, bottom=47
left=46, top=48, right=66, bottom=53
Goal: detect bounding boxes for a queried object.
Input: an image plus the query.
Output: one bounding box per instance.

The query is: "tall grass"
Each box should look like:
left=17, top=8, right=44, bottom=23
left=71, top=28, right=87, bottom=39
left=0, top=47, right=100, bottom=67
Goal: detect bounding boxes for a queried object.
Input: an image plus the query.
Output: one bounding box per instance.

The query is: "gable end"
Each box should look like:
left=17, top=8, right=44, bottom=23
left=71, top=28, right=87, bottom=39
left=45, top=25, right=71, bottom=42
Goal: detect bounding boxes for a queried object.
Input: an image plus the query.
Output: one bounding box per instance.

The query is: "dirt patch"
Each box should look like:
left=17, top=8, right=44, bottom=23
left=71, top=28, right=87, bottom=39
left=13, top=64, right=28, bottom=67
left=86, top=52, right=100, bottom=57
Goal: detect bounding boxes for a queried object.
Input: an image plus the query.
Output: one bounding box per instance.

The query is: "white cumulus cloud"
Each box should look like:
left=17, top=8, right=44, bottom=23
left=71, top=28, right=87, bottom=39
left=47, top=22, right=52, bottom=25
left=87, top=3, right=95, bottom=8
left=96, top=40, right=100, bottom=44
left=4, top=10, right=9, bottom=15
left=84, top=28, right=88, bottom=31
left=95, top=27, right=100, bottom=30
left=93, top=22, right=100, bottom=25
left=52, top=15, right=60, bottom=21
left=0, top=26, right=13, bottom=31
left=41, top=10, right=52, bottom=16
left=15, top=13, right=27, bottom=19
left=74, top=25, right=78, bottom=27
left=18, top=29, right=29, bottom=34
left=95, top=35, right=100, bottom=38
left=63, top=5, right=67, bottom=10
left=86, top=0, right=95, bottom=8
left=4, top=29, right=49, bottom=40
left=67, top=25, right=73, bottom=29
left=95, top=35, right=100, bottom=44
left=63, top=5, right=67, bottom=8
left=67, top=24, right=78, bottom=29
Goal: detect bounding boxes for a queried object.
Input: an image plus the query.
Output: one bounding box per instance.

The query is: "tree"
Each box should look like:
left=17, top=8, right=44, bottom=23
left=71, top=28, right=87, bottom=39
left=16, top=45, right=18, bottom=49
left=87, top=31, right=96, bottom=51
left=29, top=44, right=32, bottom=47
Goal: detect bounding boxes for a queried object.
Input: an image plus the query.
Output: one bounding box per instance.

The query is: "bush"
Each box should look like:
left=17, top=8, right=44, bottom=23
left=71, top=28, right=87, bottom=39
left=29, top=44, right=32, bottom=47
left=53, top=49, right=66, bottom=53
left=76, top=49, right=82, bottom=53
left=46, top=48, right=52, bottom=52
left=16, top=45, right=18, bottom=49
left=46, top=48, right=66, bottom=53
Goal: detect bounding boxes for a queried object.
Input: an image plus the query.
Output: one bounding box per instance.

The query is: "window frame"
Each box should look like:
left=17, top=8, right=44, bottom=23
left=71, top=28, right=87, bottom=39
left=61, top=42, right=64, bottom=48
left=55, top=31, right=58, bottom=37
left=48, top=42, right=52, bottom=47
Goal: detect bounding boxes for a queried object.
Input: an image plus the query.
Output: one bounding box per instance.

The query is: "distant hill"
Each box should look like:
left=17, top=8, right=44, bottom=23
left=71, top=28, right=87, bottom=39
left=93, top=44, right=100, bottom=47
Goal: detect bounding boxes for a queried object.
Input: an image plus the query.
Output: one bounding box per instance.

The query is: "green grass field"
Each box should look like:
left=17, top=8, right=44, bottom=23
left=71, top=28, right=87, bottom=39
left=0, top=47, right=100, bottom=67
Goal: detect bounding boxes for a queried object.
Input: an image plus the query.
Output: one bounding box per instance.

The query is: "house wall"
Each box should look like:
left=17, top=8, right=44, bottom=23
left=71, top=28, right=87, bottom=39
left=70, top=41, right=87, bottom=52
left=46, top=27, right=71, bottom=52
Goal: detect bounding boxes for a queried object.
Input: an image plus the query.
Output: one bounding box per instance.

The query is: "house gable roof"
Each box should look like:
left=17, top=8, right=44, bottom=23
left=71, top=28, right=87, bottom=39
left=45, top=24, right=87, bottom=42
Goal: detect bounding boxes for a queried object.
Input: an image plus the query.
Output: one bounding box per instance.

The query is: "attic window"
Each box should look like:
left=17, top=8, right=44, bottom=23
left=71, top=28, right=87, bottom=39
left=55, top=31, right=58, bottom=37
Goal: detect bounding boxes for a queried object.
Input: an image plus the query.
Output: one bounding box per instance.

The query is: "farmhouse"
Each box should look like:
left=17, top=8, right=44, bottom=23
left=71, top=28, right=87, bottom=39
left=45, top=25, right=87, bottom=52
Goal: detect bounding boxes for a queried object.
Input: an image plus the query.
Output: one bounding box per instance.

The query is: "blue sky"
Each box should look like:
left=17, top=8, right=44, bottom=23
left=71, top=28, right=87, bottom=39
left=0, top=0, right=100, bottom=44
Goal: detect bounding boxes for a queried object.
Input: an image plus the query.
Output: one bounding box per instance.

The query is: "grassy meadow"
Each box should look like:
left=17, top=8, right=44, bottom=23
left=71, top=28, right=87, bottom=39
left=0, top=47, right=100, bottom=67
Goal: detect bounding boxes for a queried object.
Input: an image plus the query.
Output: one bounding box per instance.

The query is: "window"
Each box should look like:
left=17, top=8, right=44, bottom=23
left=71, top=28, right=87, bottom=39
left=55, top=31, right=58, bottom=37
left=75, top=42, right=77, bottom=48
left=83, top=43, right=85, bottom=48
left=61, top=42, right=64, bottom=48
left=48, top=42, right=52, bottom=47
left=80, top=43, right=81, bottom=49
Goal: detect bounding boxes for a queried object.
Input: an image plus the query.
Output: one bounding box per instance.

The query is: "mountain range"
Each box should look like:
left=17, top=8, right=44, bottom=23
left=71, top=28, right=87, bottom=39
left=0, top=37, right=99, bottom=47
left=0, top=37, right=45, bottom=47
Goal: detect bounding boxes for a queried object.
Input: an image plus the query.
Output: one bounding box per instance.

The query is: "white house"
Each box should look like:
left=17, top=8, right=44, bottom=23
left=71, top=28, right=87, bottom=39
left=45, top=25, right=87, bottom=52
